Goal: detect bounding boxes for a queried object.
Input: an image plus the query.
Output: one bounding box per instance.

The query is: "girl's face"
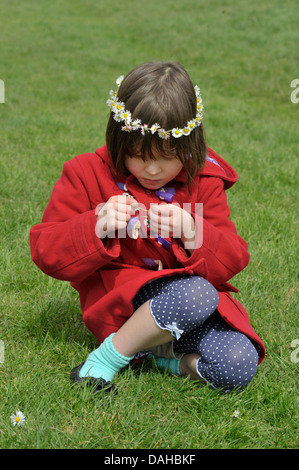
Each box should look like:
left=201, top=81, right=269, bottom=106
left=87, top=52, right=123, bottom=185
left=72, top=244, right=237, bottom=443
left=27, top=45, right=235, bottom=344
left=124, top=149, right=183, bottom=190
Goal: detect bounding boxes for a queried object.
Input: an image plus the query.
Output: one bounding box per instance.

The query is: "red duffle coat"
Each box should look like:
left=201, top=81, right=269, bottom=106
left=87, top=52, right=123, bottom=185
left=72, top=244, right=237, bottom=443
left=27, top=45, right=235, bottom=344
left=30, top=145, right=265, bottom=363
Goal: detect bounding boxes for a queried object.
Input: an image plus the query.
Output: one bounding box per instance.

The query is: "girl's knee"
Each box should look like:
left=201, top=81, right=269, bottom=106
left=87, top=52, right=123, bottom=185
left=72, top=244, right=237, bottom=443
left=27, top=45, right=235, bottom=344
left=173, top=276, right=219, bottom=318
left=221, top=341, right=259, bottom=390
left=184, top=276, right=218, bottom=300
left=150, top=276, right=219, bottom=339
left=196, top=335, right=259, bottom=391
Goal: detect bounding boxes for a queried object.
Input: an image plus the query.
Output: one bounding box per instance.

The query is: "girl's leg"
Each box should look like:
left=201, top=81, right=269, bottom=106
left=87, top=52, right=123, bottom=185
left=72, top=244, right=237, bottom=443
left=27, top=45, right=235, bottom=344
left=112, top=300, right=173, bottom=356
left=174, top=312, right=259, bottom=391
left=77, top=299, right=172, bottom=383
left=179, top=353, right=205, bottom=381
left=77, top=275, right=218, bottom=384
left=133, top=275, right=219, bottom=340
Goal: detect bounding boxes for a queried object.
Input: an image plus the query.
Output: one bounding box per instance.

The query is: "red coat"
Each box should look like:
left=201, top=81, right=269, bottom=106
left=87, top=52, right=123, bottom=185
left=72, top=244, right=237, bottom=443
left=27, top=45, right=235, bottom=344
left=30, top=145, right=265, bottom=363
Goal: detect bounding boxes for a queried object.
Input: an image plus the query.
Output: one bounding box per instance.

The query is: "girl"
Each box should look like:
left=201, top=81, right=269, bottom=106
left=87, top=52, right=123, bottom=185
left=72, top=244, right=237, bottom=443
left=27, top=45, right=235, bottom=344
left=30, top=61, right=265, bottom=393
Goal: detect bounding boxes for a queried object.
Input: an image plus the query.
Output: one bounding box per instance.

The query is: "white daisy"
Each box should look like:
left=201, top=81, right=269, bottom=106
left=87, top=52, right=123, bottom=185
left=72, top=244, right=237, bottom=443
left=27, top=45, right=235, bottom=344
left=231, top=410, right=240, bottom=418
left=196, top=93, right=202, bottom=104
left=116, top=75, right=124, bottom=87
left=10, top=410, right=26, bottom=426
left=187, top=120, right=196, bottom=130
left=120, top=110, right=131, bottom=121
left=109, top=89, right=118, bottom=100
left=172, top=128, right=183, bottom=138
left=115, top=102, right=125, bottom=113
left=113, top=112, right=123, bottom=122
left=106, top=99, right=117, bottom=110
left=158, top=128, right=170, bottom=139
left=195, top=113, right=203, bottom=126
left=182, top=127, right=191, bottom=136
left=150, top=123, right=160, bottom=134
left=130, top=119, right=141, bottom=130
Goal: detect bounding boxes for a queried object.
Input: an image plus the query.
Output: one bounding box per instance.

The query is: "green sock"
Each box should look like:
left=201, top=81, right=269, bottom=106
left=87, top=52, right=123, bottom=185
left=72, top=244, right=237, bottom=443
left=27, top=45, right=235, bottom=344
left=79, top=333, right=134, bottom=382
left=152, top=356, right=181, bottom=376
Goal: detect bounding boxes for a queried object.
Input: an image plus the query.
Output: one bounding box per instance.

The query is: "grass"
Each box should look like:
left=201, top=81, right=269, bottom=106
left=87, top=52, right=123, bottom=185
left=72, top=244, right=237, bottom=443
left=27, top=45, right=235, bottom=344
left=0, top=0, right=298, bottom=450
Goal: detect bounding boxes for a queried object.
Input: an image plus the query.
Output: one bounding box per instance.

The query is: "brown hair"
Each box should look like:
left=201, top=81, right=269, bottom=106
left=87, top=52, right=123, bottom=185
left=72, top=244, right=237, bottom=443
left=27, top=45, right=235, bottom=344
left=106, top=61, right=207, bottom=186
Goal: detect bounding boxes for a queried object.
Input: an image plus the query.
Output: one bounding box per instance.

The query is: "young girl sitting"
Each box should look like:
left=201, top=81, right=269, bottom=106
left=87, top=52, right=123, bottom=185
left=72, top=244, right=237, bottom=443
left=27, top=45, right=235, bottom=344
left=30, top=61, right=265, bottom=393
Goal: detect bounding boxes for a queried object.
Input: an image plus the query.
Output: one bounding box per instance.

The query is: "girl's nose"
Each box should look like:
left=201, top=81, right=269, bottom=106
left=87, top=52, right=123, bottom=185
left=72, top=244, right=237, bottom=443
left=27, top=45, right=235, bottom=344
left=145, top=162, right=161, bottom=175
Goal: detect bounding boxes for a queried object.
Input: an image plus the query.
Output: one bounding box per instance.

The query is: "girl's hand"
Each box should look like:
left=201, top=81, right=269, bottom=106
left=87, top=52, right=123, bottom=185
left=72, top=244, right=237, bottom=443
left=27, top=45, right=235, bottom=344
left=95, top=195, right=138, bottom=239
left=148, top=203, right=196, bottom=249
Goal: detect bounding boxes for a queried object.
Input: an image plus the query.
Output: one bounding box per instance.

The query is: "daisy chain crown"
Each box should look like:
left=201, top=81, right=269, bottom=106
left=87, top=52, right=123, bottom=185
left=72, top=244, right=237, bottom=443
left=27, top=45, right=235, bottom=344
left=107, top=75, right=203, bottom=139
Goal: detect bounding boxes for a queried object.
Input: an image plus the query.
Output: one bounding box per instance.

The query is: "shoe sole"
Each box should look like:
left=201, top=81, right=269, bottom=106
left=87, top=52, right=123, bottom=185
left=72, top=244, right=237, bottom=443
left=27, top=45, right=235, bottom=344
left=70, top=362, right=118, bottom=395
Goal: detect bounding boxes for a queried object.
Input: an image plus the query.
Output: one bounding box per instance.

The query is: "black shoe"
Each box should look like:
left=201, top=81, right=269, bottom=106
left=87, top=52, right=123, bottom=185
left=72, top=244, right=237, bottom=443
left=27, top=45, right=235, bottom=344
left=70, top=362, right=118, bottom=395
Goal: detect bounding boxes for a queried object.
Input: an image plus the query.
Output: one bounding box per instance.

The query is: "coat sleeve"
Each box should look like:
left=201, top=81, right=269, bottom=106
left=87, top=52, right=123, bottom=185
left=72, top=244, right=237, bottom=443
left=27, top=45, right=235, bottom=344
left=172, top=176, right=250, bottom=287
left=30, top=159, right=120, bottom=283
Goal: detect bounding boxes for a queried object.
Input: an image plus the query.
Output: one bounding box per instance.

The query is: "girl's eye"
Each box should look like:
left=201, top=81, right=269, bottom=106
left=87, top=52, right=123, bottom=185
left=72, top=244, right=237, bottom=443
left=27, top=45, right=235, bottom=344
left=127, top=151, right=144, bottom=159
left=127, top=151, right=177, bottom=161
left=162, top=148, right=177, bottom=159
left=162, top=153, right=177, bottom=160
left=134, top=153, right=147, bottom=161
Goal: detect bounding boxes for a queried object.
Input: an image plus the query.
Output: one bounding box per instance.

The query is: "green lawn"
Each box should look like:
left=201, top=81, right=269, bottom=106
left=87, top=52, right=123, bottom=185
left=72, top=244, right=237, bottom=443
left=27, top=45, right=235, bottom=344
left=0, top=0, right=298, bottom=450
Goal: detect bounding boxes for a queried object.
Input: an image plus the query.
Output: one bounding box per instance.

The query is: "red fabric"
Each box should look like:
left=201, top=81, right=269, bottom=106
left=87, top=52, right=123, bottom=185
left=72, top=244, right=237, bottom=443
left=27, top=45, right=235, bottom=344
left=30, top=145, right=265, bottom=363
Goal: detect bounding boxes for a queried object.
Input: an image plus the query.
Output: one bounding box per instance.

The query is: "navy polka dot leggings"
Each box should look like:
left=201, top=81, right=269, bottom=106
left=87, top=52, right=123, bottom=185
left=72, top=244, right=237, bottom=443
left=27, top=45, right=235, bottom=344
left=132, top=275, right=259, bottom=391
